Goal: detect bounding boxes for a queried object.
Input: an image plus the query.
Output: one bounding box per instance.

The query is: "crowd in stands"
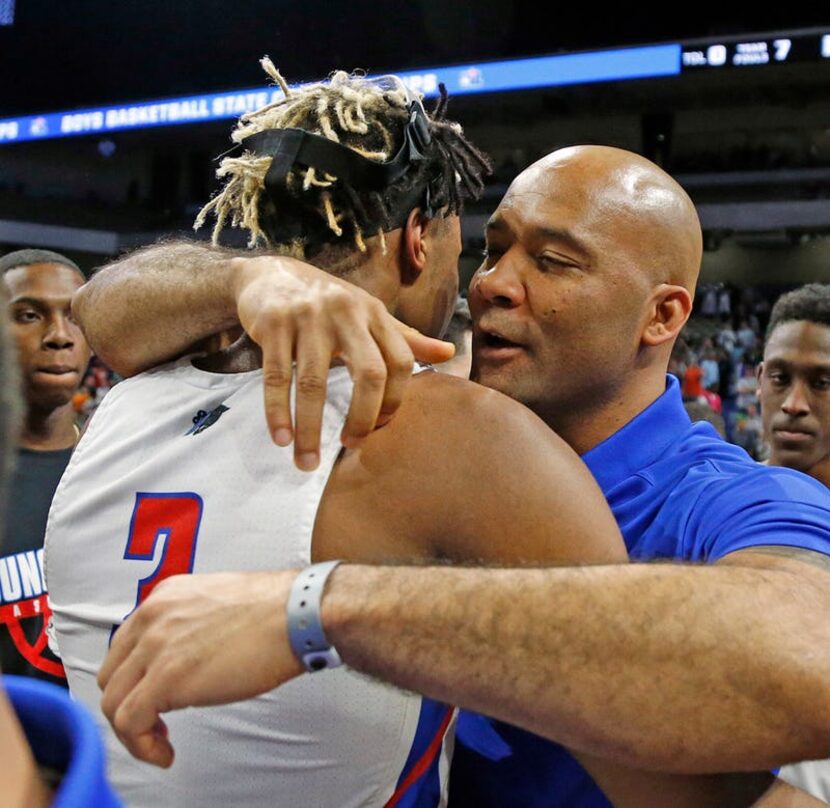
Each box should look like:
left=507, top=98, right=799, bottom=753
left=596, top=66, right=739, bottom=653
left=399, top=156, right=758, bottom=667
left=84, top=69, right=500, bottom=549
left=71, top=356, right=119, bottom=422
left=670, top=282, right=785, bottom=459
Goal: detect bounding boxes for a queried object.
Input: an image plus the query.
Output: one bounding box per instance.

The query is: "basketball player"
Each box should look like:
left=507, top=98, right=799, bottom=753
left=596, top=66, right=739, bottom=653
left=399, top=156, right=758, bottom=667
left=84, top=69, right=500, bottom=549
left=758, top=284, right=830, bottom=803
left=46, top=67, right=635, bottom=807
left=0, top=268, right=118, bottom=807
left=0, top=249, right=90, bottom=685
left=84, top=143, right=830, bottom=806
left=758, top=284, right=830, bottom=488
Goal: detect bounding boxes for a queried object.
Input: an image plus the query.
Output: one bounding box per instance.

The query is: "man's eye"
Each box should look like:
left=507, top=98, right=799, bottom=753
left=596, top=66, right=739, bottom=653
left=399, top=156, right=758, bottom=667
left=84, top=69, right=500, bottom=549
left=14, top=309, right=40, bottom=323
left=813, top=377, right=830, bottom=391
left=767, top=372, right=788, bottom=386
left=537, top=254, right=571, bottom=270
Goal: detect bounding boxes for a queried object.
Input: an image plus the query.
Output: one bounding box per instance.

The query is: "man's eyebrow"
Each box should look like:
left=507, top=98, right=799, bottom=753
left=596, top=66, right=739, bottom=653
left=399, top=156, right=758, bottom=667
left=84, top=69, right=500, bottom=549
left=534, top=226, right=593, bottom=259
left=9, top=295, right=47, bottom=308
left=485, top=218, right=592, bottom=256
left=9, top=295, right=70, bottom=310
left=485, top=219, right=592, bottom=259
left=766, top=357, right=830, bottom=373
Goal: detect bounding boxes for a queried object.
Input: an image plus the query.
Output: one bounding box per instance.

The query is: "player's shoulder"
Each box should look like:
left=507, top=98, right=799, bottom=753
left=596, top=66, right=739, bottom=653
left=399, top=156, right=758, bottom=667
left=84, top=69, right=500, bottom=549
left=401, top=370, right=551, bottom=436
left=355, top=371, right=577, bottom=483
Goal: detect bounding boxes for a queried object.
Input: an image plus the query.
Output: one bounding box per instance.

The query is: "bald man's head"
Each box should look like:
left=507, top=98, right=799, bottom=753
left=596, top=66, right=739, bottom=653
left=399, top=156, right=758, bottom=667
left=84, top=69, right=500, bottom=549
left=514, top=146, right=702, bottom=292
left=469, top=145, right=701, bottom=431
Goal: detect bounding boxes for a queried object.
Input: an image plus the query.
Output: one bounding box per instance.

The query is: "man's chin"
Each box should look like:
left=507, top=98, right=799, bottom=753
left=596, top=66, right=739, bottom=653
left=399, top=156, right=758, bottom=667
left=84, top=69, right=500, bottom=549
left=26, top=380, right=78, bottom=410
left=769, top=445, right=819, bottom=475
left=470, top=364, right=513, bottom=394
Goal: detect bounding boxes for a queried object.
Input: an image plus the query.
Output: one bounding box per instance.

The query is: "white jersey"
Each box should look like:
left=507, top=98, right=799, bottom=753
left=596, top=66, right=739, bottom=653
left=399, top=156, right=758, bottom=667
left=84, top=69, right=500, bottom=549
left=45, top=357, right=454, bottom=808
left=780, top=761, right=830, bottom=804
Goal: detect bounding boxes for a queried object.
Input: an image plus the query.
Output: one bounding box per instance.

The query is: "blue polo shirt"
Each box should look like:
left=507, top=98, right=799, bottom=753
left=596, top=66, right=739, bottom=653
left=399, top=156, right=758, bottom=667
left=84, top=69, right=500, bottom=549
left=450, top=376, right=830, bottom=807
left=4, top=675, right=121, bottom=807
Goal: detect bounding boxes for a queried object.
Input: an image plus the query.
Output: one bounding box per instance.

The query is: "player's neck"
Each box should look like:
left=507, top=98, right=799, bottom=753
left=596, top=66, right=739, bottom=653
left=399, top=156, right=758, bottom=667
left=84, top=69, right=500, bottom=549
left=19, top=402, right=77, bottom=451
left=194, top=334, right=263, bottom=374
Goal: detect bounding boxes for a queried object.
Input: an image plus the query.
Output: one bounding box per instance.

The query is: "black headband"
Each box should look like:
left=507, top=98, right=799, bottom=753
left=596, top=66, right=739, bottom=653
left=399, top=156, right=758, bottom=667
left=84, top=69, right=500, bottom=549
left=239, top=97, right=432, bottom=201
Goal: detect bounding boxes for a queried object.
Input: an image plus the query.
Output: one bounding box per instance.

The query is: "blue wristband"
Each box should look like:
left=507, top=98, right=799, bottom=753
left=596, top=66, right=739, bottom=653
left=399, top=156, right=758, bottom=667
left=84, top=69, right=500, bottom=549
left=286, top=560, right=343, bottom=672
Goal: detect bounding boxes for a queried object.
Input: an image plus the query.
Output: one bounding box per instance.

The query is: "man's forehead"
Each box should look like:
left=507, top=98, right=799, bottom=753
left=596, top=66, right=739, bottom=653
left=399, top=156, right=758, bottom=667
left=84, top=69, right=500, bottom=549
left=4, top=263, right=84, bottom=298
left=765, top=320, right=830, bottom=362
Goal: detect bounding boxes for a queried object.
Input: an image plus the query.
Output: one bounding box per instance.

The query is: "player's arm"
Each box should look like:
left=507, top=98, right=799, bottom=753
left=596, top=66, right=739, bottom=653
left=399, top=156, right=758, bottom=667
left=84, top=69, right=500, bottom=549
left=315, top=556, right=830, bottom=774
left=73, top=241, right=246, bottom=375
left=73, top=241, right=451, bottom=459
left=99, top=556, right=830, bottom=774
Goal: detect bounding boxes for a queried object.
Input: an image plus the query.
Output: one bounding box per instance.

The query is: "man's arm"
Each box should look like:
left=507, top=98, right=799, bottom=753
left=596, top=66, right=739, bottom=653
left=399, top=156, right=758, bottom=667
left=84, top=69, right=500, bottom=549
left=73, top=241, right=243, bottom=375
left=74, top=241, right=452, bottom=465
left=322, top=559, right=830, bottom=773
left=99, top=554, right=830, bottom=774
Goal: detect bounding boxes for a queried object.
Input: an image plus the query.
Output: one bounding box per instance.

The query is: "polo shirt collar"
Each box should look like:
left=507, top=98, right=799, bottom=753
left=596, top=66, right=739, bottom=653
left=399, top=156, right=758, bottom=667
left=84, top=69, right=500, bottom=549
left=581, top=375, right=690, bottom=492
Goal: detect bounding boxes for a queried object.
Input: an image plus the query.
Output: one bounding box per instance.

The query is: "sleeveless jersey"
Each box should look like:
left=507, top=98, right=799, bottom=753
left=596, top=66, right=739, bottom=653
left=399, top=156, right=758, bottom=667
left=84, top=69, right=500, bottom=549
left=45, top=357, right=454, bottom=808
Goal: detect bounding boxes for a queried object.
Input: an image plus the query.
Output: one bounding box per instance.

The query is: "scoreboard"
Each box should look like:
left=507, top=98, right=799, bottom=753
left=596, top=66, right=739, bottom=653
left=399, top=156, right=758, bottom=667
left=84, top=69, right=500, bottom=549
left=682, top=32, right=830, bottom=70
left=2, top=28, right=829, bottom=145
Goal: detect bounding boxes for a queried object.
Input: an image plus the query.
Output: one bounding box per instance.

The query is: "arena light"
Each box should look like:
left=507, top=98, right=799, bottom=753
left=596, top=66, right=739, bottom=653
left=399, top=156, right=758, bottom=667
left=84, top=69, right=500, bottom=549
left=0, top=44, right=680, bottom=145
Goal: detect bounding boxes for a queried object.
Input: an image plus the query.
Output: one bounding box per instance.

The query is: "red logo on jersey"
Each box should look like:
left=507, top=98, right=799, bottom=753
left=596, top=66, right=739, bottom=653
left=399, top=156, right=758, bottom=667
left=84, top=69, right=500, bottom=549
left=0, top=550, right=65, bottom=678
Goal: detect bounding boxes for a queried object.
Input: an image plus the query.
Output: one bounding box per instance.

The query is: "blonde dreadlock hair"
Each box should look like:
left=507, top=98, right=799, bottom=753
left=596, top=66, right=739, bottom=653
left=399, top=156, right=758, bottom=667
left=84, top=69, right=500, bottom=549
left=195, top=58, right=491, bottom=263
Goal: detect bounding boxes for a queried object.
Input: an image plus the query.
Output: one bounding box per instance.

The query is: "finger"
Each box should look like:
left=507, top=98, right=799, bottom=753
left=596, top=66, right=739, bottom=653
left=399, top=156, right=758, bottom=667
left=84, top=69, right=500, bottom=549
left=396, top=322, right=455, bottom=364
left=336, top=322, right=389, bottom=449
left=98, top=619, right=138, bottom=691
left=100, top=650, right=147, bottom=727
left=116, top=714, right=174, bottom=768
left=258, top=318, right=296, bottom=447
left=370, top=314, right=415, bottom=427
left=293, top=325, right=335, bottom=471
left=112, top=677, right=174, bottom=767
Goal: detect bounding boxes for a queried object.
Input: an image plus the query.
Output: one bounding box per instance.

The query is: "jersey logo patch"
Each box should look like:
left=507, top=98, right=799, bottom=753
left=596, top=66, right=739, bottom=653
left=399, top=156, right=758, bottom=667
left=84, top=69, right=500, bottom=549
left=186, top=404, right=229, bottom=435
left=0, top=549, right=65, bottom=679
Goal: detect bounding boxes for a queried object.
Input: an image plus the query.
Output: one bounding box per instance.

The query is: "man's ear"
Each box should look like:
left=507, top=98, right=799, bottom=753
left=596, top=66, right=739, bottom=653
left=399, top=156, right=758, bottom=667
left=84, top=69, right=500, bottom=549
left=756, top=361, right=764, bottom=384
left=401, top=208, right=429, bottom=286
left=641, top=284, right=693, bottom=347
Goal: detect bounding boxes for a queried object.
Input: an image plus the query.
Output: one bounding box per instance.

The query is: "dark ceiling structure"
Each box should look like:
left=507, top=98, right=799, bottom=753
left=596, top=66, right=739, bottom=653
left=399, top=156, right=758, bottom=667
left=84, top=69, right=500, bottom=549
left=1, top=3, right=828, bottom=115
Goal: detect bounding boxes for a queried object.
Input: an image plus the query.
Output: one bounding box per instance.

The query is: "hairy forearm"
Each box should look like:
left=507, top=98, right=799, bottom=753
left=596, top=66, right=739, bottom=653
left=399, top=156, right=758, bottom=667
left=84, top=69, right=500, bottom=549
left=322, top=562, right=830, bottom=773
left=73, top=241, right=245, bottom=375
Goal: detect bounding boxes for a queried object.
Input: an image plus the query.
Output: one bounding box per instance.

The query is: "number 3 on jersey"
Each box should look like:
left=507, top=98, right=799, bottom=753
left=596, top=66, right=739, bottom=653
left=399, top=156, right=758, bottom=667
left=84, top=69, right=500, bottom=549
left=119, top=492, right=204, bottom=625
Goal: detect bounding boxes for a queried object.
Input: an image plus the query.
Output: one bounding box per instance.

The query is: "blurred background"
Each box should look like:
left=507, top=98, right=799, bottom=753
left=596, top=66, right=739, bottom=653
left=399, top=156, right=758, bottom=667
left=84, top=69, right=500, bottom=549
left=2, top=3, right=829, bottom=452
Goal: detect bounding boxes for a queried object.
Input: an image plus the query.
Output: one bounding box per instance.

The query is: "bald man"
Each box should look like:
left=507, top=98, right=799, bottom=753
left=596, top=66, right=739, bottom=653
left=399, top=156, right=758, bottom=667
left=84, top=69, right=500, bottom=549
left=79, top=147, right=830, bottom=805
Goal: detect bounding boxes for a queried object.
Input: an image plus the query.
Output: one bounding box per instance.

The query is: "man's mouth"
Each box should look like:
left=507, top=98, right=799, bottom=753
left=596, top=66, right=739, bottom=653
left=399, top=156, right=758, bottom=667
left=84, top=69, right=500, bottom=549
left=481, top=332, right=523, bottom=349
left=474, top=329, right=527, bottom=363
left=36, top=365, right=78, bottom=376
left=772, top=427, right=816, bottom=444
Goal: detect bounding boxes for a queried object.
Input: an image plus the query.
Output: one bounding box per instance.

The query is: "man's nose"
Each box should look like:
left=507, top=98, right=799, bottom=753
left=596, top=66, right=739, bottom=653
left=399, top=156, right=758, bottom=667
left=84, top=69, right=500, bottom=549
left=781, top=380, right=810, bottom=417
left=43, top=315, right=76, bottom=350
left=469, top=255, right=525, bottom=309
